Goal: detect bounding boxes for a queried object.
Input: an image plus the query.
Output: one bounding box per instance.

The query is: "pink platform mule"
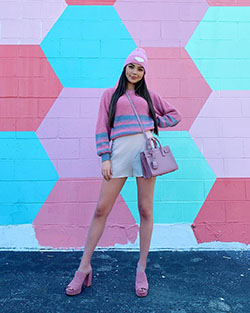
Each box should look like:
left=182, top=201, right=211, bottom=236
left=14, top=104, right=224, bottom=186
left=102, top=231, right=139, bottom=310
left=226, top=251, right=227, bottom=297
left=65, top=270, right=92, bottom=296
left=135, top=270, right=149, bottom=297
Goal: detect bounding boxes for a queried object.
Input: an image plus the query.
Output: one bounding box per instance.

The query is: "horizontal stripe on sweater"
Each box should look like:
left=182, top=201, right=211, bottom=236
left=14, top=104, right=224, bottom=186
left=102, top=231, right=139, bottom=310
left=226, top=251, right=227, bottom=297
left=96, top=132, right=109, bottom=140
left=168, top=115, right=178, bottom=126
left=157, top=114, right=178, bottom=127
left=112, top=121, right=154, bottom=131
left=114, top=115, right=153, bottom=123
left=96, top=141, right=109, bottom=148
left=97, top=148, right=111, bottom=155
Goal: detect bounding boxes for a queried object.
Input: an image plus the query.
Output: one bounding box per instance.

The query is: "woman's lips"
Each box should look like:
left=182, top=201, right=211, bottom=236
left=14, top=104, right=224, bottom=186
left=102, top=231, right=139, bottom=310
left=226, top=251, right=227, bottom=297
left=130, top=76, right=137, bottom=79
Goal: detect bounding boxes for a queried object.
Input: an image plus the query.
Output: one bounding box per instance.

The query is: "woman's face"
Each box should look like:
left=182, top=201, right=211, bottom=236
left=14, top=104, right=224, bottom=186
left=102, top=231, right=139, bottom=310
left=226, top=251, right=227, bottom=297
left=125, top=63, right=145, bottom=85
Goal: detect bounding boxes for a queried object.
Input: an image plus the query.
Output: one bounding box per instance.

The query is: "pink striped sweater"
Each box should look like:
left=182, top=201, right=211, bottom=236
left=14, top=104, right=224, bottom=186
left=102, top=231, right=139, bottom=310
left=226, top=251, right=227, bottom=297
left=96, top=87, right=182, bottom=162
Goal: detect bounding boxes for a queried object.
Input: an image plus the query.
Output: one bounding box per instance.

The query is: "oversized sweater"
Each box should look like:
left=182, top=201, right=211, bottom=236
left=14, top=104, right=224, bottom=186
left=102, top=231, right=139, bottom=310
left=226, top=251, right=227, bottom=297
left=95, top=87, right=182, bottom=162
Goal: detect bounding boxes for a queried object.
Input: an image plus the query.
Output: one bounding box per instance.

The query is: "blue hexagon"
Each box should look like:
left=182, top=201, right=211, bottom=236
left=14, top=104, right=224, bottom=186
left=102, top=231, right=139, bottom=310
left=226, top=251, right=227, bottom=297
left=0, top=132, right=59, bottom=225
left=40, top=6, right=136, bottom=88
left=121, top=131, right=216, bottom=224
left=185, top=7, right=250, bottom=90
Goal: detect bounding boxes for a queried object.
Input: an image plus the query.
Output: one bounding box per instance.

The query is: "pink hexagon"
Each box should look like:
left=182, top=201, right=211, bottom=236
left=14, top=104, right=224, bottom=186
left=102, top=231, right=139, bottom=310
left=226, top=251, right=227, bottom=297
left=192, top=178, right=250, bottom=245
left=33, top=178, right=139, bottom=248
left=36, top=88, right=103, bottom=178
left=207, top=0, right=250, bottom=5
left=114, top=0, right=208, bottom=47
left=189, top=90, right=250, bottom=177
left=0, top=0, right=67, bottom=44
left=0, top=45, right=63, bottom=131
left=65, top=0, right=116, bottom=4
left=144, top=47, right=212, bottom=131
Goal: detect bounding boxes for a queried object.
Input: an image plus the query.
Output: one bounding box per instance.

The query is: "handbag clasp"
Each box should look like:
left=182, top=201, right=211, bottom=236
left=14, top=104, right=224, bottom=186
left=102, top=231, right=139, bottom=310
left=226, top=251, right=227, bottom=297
left=151, top=160, right=158, bottom=169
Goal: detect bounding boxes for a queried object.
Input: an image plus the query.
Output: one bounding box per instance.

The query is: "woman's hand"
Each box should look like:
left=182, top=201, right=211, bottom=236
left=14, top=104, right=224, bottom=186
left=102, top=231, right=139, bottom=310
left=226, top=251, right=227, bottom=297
left=102, top=160, right=113, bottom=181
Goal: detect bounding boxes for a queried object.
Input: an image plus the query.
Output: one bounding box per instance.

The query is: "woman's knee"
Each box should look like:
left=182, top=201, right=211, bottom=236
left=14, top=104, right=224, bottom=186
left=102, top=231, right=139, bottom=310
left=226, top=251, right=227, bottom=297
left=94, top=202, right=111, bottom=219
left=138, top=202, right=153, bottom=219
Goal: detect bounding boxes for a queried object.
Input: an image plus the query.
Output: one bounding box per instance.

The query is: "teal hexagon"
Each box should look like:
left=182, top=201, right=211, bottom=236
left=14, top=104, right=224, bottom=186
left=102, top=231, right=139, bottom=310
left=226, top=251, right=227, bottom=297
left=121, top=131, right=216, bottom=224
left=40, top=6, right=136, bottom=88
left=0, top=132, right=59, bottom=225
left=185, top=7, right=250, bottom=90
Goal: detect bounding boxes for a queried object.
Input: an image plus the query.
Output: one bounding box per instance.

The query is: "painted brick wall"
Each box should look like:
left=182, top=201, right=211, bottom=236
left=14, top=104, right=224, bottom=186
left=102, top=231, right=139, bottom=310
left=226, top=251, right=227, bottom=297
left=0, top=0, right=250, bottom=250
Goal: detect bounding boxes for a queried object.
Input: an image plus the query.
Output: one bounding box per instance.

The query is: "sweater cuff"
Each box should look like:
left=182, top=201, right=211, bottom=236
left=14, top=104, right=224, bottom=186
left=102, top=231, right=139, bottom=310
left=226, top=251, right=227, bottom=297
left=101, top=153, right=110, bottom=162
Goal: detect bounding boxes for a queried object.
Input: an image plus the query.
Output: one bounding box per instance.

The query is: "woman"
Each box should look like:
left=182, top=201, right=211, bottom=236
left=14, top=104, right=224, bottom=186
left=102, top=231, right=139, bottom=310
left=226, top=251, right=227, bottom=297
left=65, top=48, right=182, bottom=297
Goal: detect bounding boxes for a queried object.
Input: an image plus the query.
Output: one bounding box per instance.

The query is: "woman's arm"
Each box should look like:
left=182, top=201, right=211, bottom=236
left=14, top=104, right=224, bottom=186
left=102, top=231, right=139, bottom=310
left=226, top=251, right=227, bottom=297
left=95, top=89, right=112, bottom=162
left=149, top=90, right=182, bottom=128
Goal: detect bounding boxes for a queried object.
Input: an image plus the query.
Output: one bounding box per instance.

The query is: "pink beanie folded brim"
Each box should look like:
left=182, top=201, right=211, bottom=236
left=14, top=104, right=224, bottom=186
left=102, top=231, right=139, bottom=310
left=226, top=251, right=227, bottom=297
left=124, top=47, right=148, bottom=73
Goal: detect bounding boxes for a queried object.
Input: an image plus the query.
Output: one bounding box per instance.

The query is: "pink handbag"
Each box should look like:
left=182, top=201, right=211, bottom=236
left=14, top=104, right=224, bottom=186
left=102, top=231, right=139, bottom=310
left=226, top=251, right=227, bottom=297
left=126, top=92, right=178, bottom=179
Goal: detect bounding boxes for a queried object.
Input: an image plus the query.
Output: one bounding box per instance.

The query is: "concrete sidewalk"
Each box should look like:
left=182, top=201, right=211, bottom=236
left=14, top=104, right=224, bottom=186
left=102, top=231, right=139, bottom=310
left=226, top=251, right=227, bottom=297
left=0, top=250, right=250, bottom=313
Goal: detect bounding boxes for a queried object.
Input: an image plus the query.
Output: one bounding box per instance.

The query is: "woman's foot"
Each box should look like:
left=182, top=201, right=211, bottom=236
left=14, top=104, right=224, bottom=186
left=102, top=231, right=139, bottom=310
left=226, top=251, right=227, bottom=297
left=135, top=263, right=148, bottom=297
left=65, top=266, right=92, bottom=296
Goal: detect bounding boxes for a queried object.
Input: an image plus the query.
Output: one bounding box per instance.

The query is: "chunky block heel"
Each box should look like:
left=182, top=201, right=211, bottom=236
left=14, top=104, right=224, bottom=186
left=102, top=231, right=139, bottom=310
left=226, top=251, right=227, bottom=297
left=65, top=270, right=92, bottom=296
left=83, top=269, right=92, bottom=287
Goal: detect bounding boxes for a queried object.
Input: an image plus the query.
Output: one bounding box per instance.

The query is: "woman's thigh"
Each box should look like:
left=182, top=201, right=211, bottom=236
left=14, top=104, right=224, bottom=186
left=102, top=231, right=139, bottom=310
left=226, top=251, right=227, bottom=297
left=95, top=177, right=127, bottom=217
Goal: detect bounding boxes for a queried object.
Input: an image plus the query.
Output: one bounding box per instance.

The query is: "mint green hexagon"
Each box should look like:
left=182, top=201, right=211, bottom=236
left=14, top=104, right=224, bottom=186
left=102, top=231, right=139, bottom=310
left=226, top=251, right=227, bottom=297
left=41, top=6, right=136, bottom=88
left=121, top=131, right=216, bottom=224
left=185, top=7, right=250, bottom=90
left=0, top=132, right=59, bottom=225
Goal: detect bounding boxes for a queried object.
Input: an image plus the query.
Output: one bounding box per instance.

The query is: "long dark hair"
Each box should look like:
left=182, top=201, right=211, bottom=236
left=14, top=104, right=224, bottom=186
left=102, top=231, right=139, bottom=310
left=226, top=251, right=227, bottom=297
left=108, top=67, right=159, bottom=135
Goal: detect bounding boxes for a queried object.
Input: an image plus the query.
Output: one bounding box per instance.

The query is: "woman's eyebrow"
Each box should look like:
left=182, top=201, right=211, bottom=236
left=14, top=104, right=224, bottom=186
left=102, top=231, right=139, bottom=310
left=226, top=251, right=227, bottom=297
left=130, top=63, right=143, bottom=70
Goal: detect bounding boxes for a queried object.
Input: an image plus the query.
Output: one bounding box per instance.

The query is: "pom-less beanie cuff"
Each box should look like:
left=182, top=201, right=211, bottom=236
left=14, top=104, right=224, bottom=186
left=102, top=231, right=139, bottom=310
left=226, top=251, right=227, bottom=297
left=124, top=47, right=148, bottom=73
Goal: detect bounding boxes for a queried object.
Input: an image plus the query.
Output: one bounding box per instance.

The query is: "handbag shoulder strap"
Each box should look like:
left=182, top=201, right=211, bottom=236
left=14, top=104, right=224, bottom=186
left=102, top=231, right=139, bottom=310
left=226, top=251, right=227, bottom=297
left=125, top=91, right=149, bottom=143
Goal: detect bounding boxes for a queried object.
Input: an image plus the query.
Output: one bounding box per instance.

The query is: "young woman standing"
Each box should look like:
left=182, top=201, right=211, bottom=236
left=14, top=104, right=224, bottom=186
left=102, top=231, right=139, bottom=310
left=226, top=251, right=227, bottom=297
left=65, top=48, right=182, bottom=297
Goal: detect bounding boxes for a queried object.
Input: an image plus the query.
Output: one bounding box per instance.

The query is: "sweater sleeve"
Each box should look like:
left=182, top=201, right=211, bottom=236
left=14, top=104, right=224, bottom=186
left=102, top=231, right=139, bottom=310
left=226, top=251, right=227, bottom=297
left=95, top=89, right=112, bottom=162
left=149, top=90, right=182, bottom=128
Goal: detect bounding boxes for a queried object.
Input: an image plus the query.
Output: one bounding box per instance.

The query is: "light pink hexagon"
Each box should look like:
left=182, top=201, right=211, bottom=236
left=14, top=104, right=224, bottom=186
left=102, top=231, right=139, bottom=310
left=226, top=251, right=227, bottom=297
left=189, top=90, right=250, bottom=177
left=36, top=88, right=104, bottom=178
left=114, top=0, right=209, bottom=47
left=0, top=0, right=67, bottom=44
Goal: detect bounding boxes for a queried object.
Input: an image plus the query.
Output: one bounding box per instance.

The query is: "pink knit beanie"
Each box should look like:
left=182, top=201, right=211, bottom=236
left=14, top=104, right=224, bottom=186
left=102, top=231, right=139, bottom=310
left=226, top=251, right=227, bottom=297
left=124, top=47, right=148, bottom=73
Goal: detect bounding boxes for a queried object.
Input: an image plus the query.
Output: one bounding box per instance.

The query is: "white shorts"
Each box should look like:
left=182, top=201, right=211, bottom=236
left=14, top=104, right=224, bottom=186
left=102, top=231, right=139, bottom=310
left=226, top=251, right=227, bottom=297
left=110, top=131, right=154, bottom=178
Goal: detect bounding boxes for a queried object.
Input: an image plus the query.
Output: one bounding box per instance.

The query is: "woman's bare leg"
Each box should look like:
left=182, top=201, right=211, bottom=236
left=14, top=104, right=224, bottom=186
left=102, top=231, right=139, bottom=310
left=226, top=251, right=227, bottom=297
left=77, top=177, right=127, bottom=273
left=136, top=176, right=156, bottom=272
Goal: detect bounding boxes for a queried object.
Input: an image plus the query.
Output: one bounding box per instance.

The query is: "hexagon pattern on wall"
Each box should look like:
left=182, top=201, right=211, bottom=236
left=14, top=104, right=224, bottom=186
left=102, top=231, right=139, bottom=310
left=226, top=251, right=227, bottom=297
left=0, top=45, right=63, bottom=131
left=192, top=178, right=250, bottom=244
left=0, top=0, right=249, bottom=248
left=114, top=0, right=209, bottom=47
left=144, top=47, right=212, bottom=131
left=40, top=5, right=136, bottom=88
left=33, top=178, right=138, bottom=248
left=0, top=0, right=67, bottom=44
left=36, top=88, right=103, bottom=178
left=0, top=132, right=59, bottom=226
left=186, top=7, right=250, bottom=90
left=190, top=90, right=250, bottom=178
